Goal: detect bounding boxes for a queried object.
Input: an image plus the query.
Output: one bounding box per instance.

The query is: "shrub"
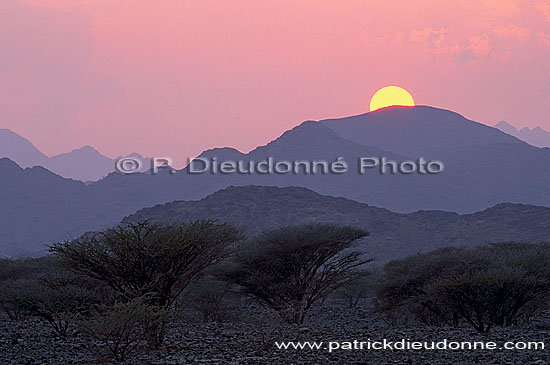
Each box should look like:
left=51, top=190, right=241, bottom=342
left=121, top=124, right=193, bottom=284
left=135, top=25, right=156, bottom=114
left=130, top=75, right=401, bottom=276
left=0, top=279, right=34, bottom=320
left=50, top=220, right=242, bottom=346
left=222, top=223, right=370, bottom=324
left=375, top=247, right=467, bottom=326
left=24, top=275, right=106, bottom=337
left=0, top=256, right=65, bottom=321
left=376, top=243, right=550, bottom=332
left=0, top=261, right=109, bottom=334
left=427, top=269, right=550, bottom=333
left=0, top=256, right=59, bottom=282
left=181, top=276, right=236, bottom=323
left=80, top=296, right=170, bottom=362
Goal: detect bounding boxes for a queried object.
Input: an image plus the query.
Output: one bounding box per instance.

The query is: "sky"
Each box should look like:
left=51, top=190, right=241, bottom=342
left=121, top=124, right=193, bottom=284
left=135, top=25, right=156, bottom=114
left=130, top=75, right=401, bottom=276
left=2, top=0, right=550, bottom=167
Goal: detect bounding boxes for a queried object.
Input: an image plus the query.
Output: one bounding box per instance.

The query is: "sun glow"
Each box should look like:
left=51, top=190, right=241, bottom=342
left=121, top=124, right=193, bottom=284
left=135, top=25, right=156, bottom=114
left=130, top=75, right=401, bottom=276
left=369, top=86, right=415, bottom=112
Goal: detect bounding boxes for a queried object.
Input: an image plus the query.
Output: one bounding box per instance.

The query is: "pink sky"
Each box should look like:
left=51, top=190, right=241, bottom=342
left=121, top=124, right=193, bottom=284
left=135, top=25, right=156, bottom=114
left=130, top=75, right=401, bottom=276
left=2, top=0, right=550, bottom=167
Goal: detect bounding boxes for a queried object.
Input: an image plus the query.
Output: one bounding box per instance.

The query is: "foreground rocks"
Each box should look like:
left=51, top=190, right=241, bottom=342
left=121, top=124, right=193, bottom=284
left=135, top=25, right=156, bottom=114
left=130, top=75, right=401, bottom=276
left=1, top=305, right=549, bottom=364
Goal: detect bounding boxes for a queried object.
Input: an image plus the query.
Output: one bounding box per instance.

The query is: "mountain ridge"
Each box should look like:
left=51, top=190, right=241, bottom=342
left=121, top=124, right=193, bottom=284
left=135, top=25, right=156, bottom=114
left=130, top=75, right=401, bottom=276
left=0, top=129, right=147, bottom=181
left=321, top=106, right=524, bottom=159
left=495, top=121, right=550, bottom=148
left=125, top=185, right=550, bottom=263
left=2, top=105, right=550, bottom=256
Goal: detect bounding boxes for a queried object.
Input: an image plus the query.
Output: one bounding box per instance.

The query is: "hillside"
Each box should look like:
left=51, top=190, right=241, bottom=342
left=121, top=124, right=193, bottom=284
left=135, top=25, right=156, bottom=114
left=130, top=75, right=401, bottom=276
left=126, top=185, right=550, bottom=263
left=0, top=158, right=95, bottom=256
left=321, top=106, right=523, bottom=159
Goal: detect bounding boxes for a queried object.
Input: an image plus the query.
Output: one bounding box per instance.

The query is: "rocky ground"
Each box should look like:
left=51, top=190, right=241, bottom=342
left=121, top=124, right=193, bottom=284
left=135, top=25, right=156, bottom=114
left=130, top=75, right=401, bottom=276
left=1, top=303, right=549, bottom=364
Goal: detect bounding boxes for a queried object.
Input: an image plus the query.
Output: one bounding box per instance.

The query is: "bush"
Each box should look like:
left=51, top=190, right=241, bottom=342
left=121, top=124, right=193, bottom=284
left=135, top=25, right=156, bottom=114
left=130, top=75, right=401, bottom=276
left=0, top=256, right=59, bottom=282
left=0, top=256, right=65, bottom=321
left=428, top=269, right=549, bottom=333
left=50, top=220, right=242, bottom=346
left=222, top=223, right=370, bottom=324
left=80, top=296, right=170, bottom=362
left=376, top=243, right=550, bottom=332
left=375, top=247, right=466, bottom=326
left=0, top=279, right=34, bottom=320
left=181, top=275, right=237, bottom=323
left=18, top=275, right=107, bottom=336
left=0, top=259, right=110, bottom=335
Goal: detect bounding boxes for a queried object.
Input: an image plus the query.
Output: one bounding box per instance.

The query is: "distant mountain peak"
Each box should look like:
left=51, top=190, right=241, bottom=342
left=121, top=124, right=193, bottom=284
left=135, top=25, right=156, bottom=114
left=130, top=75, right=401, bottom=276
left=495, top=121, right=550, bottom=148
left=495, top=120, right=517, bottom=130
left=196, top=147, right=246, bottom=163
left=0, top=129, right=149, bottom=181
left=0, top=129, right=49, bottom=168
left=52, top=145, right=104, bottom=158
left=271, top=120, right=343, bottom=143
left=76, top=145, right=101, bottom=153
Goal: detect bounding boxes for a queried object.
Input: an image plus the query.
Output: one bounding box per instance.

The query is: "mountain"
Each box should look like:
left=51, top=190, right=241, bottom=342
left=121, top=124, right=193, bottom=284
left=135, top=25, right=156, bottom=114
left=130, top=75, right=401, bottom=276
left=47, top=146, right=118, bottom=182
left=0, top=129, right=147, bottom=181
left=495, top=121, right=550, bottom=148
left=321, top=106, right=524, bottom=159
left=3, top=105, right=550, bottom=256
left=495, top=121, right=520, bottom=135
left=163, top=106, right=550, bottom=213
left=125, top=185, right=550, bottom=264
left=183, top=121, right=456, bottom=212
left=0, top=158, right=91, bottom=256
left=48, top=147, right=149, bottom=182
left=0, top=129, right=50, bottom=168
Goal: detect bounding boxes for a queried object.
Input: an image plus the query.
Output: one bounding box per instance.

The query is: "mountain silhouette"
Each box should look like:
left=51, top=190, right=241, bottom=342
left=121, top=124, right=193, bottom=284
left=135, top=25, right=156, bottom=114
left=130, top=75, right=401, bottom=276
left=0, top=129, right=147, bottom=181
left=125, top=185, right=550, bottom=264
left=2, top=105, right=550, bottom=256
left=0, top=158, right=91, bottom=256
left=321, top=106, right=524, bottom=158
left=47, top=146, right=116, bottom=182
left=182, top=120, right=467, bottom=212
left=163, top=107, right=549, bottom=213
left=0, top=129, right=50, bottom=168
left=495, top=121, right=550, bottom=148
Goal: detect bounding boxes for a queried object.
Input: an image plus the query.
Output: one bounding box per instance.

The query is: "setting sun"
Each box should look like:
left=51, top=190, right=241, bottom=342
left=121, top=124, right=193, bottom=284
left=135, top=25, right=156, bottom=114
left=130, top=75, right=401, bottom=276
left=369, top=86, right=415, bottom=112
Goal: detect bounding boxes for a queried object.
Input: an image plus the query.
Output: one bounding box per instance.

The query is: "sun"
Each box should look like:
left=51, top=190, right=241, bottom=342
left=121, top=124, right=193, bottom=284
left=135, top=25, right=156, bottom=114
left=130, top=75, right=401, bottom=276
left=369, top=86, right=415, bottom=112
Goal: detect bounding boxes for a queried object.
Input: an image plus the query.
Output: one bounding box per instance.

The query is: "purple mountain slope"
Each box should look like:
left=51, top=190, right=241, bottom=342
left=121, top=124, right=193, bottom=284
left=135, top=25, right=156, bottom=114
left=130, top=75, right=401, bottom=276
left=123, top=185, right=550, bottom=263
left=321, top=106, right=524, bottom=159
left=0, top=129, right=50, bottom=168
left=181, top=121, right=465, bottom=212
left=47, top=146, right=116, bottom=182
left=0, top=129, right=146, bottom=181
left=495, top=121, right=550, bottom=148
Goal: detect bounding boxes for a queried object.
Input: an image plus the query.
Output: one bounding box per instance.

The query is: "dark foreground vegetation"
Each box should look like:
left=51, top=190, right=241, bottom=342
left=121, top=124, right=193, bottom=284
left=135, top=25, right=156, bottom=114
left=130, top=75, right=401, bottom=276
left=0, top=221, right=549, bottom=364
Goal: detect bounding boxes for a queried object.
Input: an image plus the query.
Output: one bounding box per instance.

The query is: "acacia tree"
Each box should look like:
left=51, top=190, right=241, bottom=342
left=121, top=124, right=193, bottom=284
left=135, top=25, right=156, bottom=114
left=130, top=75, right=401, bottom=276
left=222, top=223, right=370, bottom=324
left=375, top=243, right=550, bottom=333
left=50, top=220, right=242, bottom=346
left=428, top=270, right=550, bottom=333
